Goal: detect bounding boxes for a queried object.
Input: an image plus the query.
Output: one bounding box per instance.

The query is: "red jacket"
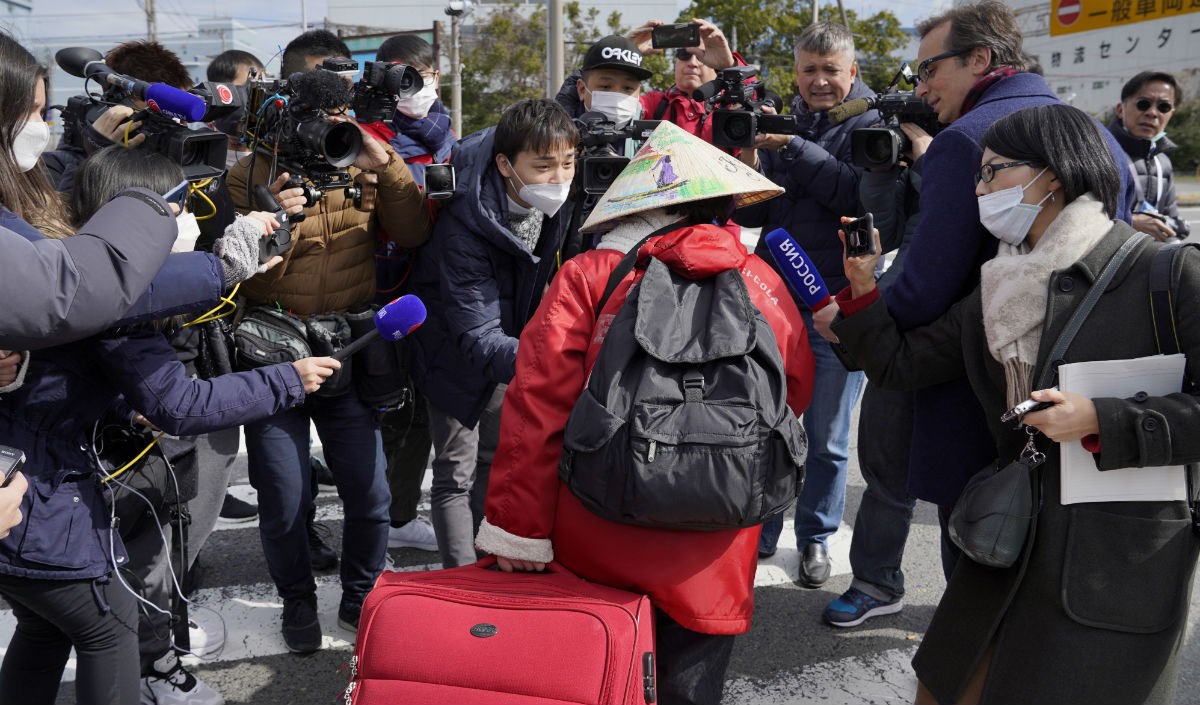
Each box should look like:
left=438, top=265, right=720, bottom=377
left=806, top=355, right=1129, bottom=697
left=640, top=88, right=715, bottom=144
left=478, top=224, right=814, bottom=634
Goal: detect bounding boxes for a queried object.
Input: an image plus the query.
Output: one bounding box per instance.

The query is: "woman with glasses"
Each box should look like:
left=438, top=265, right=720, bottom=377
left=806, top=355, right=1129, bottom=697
left=831, top=103, right=1200, bottom=705
left=1107, top=71, right=1190, bottom=242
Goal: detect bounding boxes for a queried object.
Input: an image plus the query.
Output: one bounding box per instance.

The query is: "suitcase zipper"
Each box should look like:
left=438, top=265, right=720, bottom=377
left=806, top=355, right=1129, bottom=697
left=342, top=655, right=358, bottom=704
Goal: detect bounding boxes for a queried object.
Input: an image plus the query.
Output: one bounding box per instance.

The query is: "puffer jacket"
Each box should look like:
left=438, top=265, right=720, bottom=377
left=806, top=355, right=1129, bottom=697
left=1107, top=119, right=1191, bottom=238
left=476, top=223, right=815, bottom=633
left=409, top=127, right=573, bottom=427
left=0, top=326, right=305, bottom=581
left=737, top=77, right=878, bottom=294
left=227, top=143, right=431, bottom=315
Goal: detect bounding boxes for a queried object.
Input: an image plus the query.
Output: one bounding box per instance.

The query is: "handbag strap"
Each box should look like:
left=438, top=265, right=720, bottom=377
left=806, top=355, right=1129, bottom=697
left=1035, top=231, right=1148, bottom=389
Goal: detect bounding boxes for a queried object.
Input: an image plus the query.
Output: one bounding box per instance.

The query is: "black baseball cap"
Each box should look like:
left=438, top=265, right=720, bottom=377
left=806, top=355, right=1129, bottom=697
left=581, top=35, right=653, bottom=81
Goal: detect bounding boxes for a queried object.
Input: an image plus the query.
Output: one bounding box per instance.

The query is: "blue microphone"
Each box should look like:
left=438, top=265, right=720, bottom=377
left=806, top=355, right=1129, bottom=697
left=144, top=83, right=207, bottom=122
left=332, top=295, right=427, bottom=361
left=762, top=228, right=831, bottom=310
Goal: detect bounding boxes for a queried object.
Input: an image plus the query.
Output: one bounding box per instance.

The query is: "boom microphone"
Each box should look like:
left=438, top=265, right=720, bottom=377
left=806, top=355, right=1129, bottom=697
left=287, top=69, right=355, bottom=111
left=827, top=97, right=875, bottom=126
left=691, top=78, right=722, bottom=103
left=762, top=228, right=830, bottom=310
left=332, top=295, right=427, bottom=362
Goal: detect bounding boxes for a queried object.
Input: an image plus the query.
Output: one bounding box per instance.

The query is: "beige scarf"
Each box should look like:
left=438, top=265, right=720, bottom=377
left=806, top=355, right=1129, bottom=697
left=980, top=194, right=1112, bottom=409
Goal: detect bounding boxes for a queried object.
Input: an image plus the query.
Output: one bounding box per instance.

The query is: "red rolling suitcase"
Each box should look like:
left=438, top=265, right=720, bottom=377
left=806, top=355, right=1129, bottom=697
left=343, top=558, right=657, bottom=704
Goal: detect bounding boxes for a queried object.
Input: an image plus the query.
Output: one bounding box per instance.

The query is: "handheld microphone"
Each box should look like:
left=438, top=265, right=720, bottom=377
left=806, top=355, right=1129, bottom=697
left=762, top=228, right=830, bottom=310
left=332, top=295, right=427, bottom=362
left=55, top=47, right=206, bottom=122
left=826, top=97, right=875, bottom=126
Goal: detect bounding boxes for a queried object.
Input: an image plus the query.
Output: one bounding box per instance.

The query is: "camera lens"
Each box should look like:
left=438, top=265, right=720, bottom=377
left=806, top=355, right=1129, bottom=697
left=863, top=133, right=896, bottom=166
left=296, top=119, right=363, bottom=168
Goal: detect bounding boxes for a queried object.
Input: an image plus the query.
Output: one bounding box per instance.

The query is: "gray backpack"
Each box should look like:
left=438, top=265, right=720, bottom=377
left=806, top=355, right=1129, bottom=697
left=559, top=240, right=807, bottom=531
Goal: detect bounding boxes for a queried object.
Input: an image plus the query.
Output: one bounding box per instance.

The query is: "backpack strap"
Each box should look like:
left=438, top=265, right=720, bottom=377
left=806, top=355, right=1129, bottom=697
left=593, top=222, right=683, bottom=320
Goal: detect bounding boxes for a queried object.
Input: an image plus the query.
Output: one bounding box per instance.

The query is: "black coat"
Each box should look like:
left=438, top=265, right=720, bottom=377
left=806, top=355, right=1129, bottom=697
left=1108, top=119, right=1191, bottom=238
left=834, top=221, right=1200, bottom=705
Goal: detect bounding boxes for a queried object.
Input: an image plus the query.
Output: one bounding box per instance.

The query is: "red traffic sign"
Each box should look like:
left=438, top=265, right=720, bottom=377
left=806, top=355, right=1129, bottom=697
left=1058, top=0, right=1081, bottom=26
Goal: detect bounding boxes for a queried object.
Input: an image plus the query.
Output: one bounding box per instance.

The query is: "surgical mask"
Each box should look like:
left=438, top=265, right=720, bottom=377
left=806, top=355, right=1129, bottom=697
left=977, top=167, right=1052, bottom=246
left=173, top=212, right=201, bottom=253
left=12, top=119, right=50, bottom=172
left=588, top=88, right=640, bottom=127
left=507, top=161, right=570, bottom=217
left=396, top=79, right=439, bottom=119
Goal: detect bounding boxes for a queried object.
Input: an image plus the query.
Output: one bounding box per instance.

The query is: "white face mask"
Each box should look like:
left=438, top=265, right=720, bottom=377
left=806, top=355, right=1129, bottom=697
left=12, top=120, right=50, bottom=173
left=977, top=166, right=1052, bottom=246
left=588, top=89, right=640, bottom=127
left=395, top=79, right=439, bottom=119
left=173, top=211, right=201, bottom=253
left=507, top=163, right=570, bottom=217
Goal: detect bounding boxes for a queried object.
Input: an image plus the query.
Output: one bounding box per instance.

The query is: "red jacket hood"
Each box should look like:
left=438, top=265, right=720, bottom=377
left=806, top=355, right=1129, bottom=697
left=638, top=223, right=747, bottom=280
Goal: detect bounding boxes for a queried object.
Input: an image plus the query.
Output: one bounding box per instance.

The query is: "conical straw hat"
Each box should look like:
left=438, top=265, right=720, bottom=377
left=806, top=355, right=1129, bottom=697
left=579, top=119, right=784, bottom=233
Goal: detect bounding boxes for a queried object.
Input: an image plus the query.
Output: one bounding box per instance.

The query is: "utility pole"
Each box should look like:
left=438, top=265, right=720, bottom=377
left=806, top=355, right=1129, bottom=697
left=811, top=0, right=819, bottom=25
left=301, top=0, right=308, bottom=32
left=146, top=0, right=158, bottom=42
left=547, top=0, right=563, bottom=100
left=446, top=2, right=472, bottom=136
left=836, top=0, right=848, bottom=28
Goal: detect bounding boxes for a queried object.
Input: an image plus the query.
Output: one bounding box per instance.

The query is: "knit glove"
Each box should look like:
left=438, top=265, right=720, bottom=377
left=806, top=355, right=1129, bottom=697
left=212, top=215, right=263, bottom=288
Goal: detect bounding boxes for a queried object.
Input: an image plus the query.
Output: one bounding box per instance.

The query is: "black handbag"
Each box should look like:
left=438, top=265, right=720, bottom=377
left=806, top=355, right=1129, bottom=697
left=949, top=232, right=1148, bottom=568
left=233, top=305, right=312, bottom=370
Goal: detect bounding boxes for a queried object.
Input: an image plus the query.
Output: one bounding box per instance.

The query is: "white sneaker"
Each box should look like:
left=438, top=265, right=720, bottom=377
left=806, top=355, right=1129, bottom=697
left=387, top=517, right=438, bottom=551
left=141, top=651, right=224, bottom=705
left=188, top=618, right=224, bottom=659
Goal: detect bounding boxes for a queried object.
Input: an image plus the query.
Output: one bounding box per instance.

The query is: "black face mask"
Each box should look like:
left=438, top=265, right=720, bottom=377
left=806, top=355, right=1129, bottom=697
left=212, top=105, right=246, bottom=138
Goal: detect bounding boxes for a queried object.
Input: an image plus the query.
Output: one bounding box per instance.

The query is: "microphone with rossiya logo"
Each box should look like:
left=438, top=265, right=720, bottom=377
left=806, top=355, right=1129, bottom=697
left=761, top=228, right=861, bottom=371
left=333, top=295, right=427, bottom=362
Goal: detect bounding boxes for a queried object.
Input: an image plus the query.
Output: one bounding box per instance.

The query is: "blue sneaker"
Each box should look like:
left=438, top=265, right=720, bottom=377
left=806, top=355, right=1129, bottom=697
left=823, top=587, right=903, bottom=628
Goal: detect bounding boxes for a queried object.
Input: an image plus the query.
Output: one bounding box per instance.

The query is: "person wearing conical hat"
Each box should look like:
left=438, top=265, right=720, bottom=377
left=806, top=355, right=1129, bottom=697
left=476, top=121, right=815, bottom=704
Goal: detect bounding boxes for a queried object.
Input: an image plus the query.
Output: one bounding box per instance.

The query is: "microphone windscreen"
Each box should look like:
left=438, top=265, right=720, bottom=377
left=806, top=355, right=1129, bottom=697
left=691, top=78, right=721, bottom=103
left=144, top=83, right=207, bottom=122
left=827, top=97, right=871, bottom=126
left=762, top=228, right=831, bottom=310
left=375, top=294, right=427, bottom=340
left=56, top=47, right=104, bottom=78
left=288, top=69, right=354, bottom=111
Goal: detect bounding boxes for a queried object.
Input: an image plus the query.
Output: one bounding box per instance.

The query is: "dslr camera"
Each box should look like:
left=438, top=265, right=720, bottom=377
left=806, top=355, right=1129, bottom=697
left=573, top=113, right=660, bottom=195
left=55, top=47, right=238, bottom=181
left=694, top=66, right=799, bottom=149
left=242, top=58, right=365, bottom=200
left=848, top=64, right=942, bottom=169
left=352, top=61, right=424, bottom=124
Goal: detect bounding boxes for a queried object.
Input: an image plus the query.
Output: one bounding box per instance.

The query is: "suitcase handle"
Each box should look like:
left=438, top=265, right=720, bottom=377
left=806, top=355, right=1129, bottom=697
left=475, top=556, right=578, bottom=578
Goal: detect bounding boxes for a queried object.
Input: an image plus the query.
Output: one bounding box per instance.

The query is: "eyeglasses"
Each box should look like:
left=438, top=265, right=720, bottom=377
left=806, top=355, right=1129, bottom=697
left=674, top=48, right=695, bottom=61
left=1134, top=98, right=1174, bottom=114
left=914, top=48, right=972, bottom=83
left=975, top=160, right=1034, bottom=184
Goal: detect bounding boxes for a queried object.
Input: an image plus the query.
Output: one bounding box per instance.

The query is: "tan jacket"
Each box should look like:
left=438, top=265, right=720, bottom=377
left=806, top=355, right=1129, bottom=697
left=228, top=147, right=431, bottom=315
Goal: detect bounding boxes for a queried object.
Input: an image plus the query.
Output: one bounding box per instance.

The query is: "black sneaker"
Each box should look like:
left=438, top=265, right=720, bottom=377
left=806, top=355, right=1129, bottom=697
left=308, top=519, right=339, bottom=571
left=218, top=493, right=258, bottom=522
left=281, top=595, right=322, bottom=654
left=337, top=600, right=362, bottom=632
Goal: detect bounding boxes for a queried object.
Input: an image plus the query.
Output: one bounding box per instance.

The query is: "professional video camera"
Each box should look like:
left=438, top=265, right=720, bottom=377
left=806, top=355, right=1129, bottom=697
left=693, top=65, right=799, bottom=149
left=352, top=61, right=424, bottom=123
left=827, top=64, right=943, bottom=170
left=242, top=58, right=365, bottom=203
left=55, top=47, right=240, bottom=181
left=573, top=112, right=661, bottom=195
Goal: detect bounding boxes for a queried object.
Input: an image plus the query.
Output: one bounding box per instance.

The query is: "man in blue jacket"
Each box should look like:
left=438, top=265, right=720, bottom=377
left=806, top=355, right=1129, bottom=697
left=409, top=99, right=578, bottom=568
left=734, top=21, right=878, bottom=587
left=816, top=0, right=1136, bottom=627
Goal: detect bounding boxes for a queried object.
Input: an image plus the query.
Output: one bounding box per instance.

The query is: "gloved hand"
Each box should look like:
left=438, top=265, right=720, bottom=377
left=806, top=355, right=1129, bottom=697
left=212, top=213, right=275, bottom=287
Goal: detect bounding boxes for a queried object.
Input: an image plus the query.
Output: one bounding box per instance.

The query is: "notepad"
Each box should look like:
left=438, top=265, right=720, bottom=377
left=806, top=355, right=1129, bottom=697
left=1058, top=354, right=1188, bottom=505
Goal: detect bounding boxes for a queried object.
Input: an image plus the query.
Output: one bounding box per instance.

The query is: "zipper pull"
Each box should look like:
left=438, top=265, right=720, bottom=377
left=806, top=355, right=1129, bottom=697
left=647, top=440, right=656, bottom=462
left=343, top=680, right=356, bottom=705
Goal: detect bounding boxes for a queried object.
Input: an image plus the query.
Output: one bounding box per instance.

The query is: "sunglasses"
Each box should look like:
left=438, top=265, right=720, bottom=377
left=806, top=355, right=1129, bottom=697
left=913, top=48, right=972, bottom=84
left=1134, top=97, right=1173, bottom=114
left=674, top=48, right=695, bottom=61
left=974, top=160, right=1034, bottom=185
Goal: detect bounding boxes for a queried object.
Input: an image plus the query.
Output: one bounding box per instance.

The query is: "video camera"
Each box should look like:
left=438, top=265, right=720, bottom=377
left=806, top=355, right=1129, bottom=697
left=352, top=61, right=424, bottom=124
left=55, top=47, right=239, bottom=181
left=693, top=65, right=799, bottom=149
left=242, top=58, right=365, bottom=204
left=827, top=64, right=943, bottom=170
left=574, top=113, right=660, bottom=195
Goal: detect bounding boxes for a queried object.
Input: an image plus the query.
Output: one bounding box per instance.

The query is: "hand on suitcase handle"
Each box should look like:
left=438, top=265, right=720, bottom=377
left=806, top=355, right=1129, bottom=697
left=495, top=556, right=547, bottom=573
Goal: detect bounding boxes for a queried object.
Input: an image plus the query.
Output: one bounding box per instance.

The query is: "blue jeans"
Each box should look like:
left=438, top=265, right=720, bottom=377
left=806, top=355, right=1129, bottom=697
left=848, top=383, right=916, bottom=601
left=245, top=390, right=390, bottom=606
left=760, top=311, right=866, bottom=553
